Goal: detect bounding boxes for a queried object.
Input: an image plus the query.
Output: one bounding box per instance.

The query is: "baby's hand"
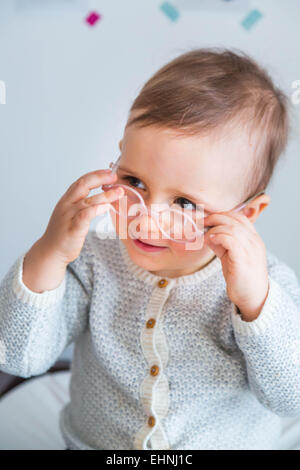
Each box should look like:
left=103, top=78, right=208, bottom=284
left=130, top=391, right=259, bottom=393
left=39, top=169, right=124, bottom=265
left=204, top=212, right=269, bottom=322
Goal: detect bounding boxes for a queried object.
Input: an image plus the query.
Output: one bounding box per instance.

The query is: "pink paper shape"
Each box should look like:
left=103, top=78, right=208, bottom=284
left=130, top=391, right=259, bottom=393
left=85, top=11, right=101, bottom=27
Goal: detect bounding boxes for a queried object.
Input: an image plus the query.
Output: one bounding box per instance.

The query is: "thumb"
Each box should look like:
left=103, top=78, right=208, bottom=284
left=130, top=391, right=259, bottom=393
left=204, top=232, right=227, bottom=260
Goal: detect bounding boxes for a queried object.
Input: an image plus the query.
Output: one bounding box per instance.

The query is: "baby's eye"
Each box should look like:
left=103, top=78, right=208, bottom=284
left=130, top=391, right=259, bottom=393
left=174, top=197, right=197, bottom=211
left=119, top=175, right=201, bottom=212
left=121, top=175, right=145, bottom=189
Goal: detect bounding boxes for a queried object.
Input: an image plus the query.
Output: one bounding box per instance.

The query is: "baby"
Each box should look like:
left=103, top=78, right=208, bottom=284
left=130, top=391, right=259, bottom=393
left=1, top=47, right=300, bottom=450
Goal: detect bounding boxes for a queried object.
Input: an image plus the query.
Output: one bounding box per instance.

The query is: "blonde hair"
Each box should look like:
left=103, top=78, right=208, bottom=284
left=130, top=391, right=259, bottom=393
left=126, top=47, right=291, bottom=200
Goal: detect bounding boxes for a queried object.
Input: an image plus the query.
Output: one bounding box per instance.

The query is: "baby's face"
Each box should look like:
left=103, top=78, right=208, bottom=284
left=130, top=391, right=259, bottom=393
left=115, top=120, right=254, bottom=278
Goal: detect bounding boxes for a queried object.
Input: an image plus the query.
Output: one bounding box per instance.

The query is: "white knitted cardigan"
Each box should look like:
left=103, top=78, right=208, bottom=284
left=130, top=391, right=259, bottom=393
left=1, top=231, right=300, bottom=450
left=118, top=239, right=222, bottom=449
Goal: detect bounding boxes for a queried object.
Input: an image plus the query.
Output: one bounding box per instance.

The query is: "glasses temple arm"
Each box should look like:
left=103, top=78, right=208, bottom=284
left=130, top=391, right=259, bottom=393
left=233, top=190, right=266, bottom=213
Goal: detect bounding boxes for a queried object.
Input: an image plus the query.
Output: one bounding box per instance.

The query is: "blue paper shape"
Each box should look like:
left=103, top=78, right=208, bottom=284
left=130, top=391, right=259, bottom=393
left=160, top=2, right=180, bottom=22
left=241, top=9, right=263, bottom=30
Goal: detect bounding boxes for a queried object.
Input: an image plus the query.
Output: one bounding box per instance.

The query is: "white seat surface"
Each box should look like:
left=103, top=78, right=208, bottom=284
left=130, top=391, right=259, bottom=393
left=0, top=371, right=70, bottom=450
left=0, top=371, right=299, bottom=450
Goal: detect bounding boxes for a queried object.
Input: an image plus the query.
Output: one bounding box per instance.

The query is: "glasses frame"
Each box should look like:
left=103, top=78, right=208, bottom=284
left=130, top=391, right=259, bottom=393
left=101, top=155, right=266, bottom=244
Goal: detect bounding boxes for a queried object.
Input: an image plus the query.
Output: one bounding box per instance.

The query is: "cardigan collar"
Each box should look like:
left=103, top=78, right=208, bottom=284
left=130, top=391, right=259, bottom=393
left=118, top=237, right=222, bottom=287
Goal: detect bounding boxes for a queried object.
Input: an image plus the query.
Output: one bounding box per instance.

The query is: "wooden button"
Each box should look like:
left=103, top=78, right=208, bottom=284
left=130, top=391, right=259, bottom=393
left=158, top=279, right=168, bottom=288
left=146, top=318, right=156, bottom=328
left=150, top=365, right=159, bottom=376
left=148, top=416, right=156, bottom=427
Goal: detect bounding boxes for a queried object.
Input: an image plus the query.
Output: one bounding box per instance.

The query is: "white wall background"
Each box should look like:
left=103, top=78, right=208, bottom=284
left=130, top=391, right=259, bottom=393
left=0, top=1, right=299, bottom=288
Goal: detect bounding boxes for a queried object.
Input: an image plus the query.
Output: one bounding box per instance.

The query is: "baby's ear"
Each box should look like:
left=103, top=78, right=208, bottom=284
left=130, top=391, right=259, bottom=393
left=257, top=194, right=271, bottom=216
left=119, top=139, right=123, bottom=151
left=244, top=194, right=271, bottom=222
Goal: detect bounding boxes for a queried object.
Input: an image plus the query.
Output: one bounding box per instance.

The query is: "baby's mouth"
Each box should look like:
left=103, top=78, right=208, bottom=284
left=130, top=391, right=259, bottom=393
left=135, top=238, right=167, bottom=248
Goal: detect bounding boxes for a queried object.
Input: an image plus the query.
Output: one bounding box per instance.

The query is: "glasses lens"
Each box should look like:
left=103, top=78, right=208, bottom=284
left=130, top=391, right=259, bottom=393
left=102, top=184, right=205, bottom=244
left=102, top=184, right=142, bottom=218
left=157, top=206, right=204, bottom=242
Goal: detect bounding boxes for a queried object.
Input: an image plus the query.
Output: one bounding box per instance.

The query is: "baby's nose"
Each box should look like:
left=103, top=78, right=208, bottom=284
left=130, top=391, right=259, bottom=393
left=133, top=213, right=164, bottom=241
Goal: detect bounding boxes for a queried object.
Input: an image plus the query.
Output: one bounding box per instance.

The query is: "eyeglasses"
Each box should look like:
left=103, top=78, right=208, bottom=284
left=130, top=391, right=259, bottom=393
left=101, top=155, right=265, bottom=250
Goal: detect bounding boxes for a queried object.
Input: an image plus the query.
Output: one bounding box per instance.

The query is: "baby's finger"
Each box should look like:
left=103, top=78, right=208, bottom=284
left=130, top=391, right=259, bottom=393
left=205, top=223, right=251, bottom=244
left=206, top=232, right=241, bottom=263
left=64, top=170, right=118, bottom=205
left=70, top=204, right=101, bottom=235
left=204, top=212, right=254, bottom=233
left=76, top=186, right=124, bottom=212
left=72, top=188, right=124, bottom=233
left=223, top=211, right=257, bottom=233
left=70, top=202, right=109, bottom=235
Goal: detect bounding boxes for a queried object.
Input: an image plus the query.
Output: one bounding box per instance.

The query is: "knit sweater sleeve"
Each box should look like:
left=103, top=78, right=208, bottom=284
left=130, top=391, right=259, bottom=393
left=231, top=253, right=300, bottom=417
left=0, top=234, right=94, bottom=378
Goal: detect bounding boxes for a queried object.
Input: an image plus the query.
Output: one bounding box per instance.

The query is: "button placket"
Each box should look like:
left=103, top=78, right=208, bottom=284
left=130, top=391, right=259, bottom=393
left=133, top=278, right=173, bottom=450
